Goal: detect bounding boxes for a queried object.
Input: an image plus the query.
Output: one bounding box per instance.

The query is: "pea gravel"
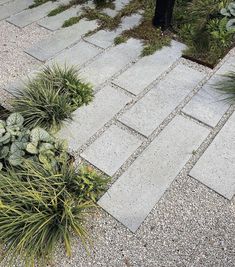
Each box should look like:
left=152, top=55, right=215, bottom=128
left=0, top=16, right=235, bottom=267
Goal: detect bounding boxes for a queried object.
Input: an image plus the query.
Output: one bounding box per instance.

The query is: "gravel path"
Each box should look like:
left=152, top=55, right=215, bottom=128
left=0, top=3, right=235, bottom=266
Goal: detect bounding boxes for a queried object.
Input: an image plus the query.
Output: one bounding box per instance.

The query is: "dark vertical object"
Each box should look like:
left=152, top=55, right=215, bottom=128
left=153, top=0, right=176, bottom=30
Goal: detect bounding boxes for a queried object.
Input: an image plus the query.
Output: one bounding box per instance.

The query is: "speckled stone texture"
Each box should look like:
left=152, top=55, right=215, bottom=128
left=0, top=2, right=235, bottom=265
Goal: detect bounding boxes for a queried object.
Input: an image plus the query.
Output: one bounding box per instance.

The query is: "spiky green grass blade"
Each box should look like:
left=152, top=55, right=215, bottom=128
left=0, top=161, right=100, bottom=267
left=12, top=64, right=93, bottom=131
left=215, top=71, right=235, bottom=103
left=12, top=80, right=73, bottom=131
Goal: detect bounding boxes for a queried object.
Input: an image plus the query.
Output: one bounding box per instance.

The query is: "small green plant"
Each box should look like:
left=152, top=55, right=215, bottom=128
left=12, top=65, right=93, bottom=131
left=176, top=0, right=235, bottom=66
left=29, top=0, right=55, bottom=8
left=215, top=71, right=235, bottom=102
left=63, top=16, right=82, bottom=27
left=114, top=35, right=128, bottom=45
left=48, top=5, right=70, bottom=16
left=0, top=159, right=108, bottom=267
left=0, top=113, right=68, bottom=171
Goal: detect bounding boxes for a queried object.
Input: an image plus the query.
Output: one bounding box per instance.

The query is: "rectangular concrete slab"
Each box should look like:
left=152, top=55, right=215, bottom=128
left=81, top=125, right=142, bottom=176
left=102, top=0, right=130, bottom=17
left=79, top=38, right=142, bottom=87
left=85, top=13, right=141, bottom=49
left=0, top=0, right=12, bottom=5
left=98, top=115, right=210, bottom=232
left=47, top=40, right=101, bottom=67
left=182, top=56, right=235, bottom=127
left=4, top=70, right=39, bottom=96
left=25, top=19, right=98, bottom=61
left=113, top=40, right=186, bottom=95
left=58, top=86, right=131, bottom=151
left=38, top=4, right=86, bottom=31
left=0, top=0, right=34, bottom=20
left=119, top=64, right=205, bottom=137
left=7, top=1, right=60, bottom=27
left=190, top=112, right=235, bottom=199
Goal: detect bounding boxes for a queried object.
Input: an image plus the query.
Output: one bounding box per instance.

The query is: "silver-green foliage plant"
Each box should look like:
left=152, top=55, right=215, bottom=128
left=221, top=2, right=235, bottom=30
left=0, top=113, right=67, bottom=171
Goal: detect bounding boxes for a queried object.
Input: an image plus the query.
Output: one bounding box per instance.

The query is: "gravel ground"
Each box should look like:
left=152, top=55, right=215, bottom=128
left=0, top=18, right=235, bottom=267
left=0, top=20, right=49, bottom=108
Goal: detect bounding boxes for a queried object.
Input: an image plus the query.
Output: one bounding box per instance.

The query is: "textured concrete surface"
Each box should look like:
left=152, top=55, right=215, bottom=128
left=1, top=2, right=235, bottom=265
left=0, top=0, right=12, bottom=5
left=47, top=40, right=101, bottom=67
left=190, top=112, right=235, bottom=199
left=58, top=86, right=131, bottom=151
left=38, top=5, right=83, bottom=31
left=99, top=115, right=210, bottom=232
left=113, top=40, right=186, bottom=95
left=81, top=125, right=142, bottom=176
left=119, top=64, right=205, bottom=136
left=85, top=13, right=141, bottom=49
left=183, top=56, right=235, bottom=127
left=80, top=38, right=142, bottom=87
left=7, top=1, right=59, bottom=27
left=0, top=0, right=34, bottom=20
left=25, top=19, right=98, bottom=61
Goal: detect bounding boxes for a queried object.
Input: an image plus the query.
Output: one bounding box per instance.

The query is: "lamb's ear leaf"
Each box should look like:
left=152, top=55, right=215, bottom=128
left=226, top=19, right=235, bottom=31
left=221, top=7, right=231, bottom=16
left=6, top=113, right=24, bottom=127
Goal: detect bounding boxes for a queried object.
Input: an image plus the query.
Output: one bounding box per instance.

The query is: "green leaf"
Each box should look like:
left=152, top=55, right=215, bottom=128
left=0, top=132, right=11, bottom=143
left=30, top=127, right=53, bottom=143
left=0, top=146, right=9, bottom=159
left=26, top=143, right=38, bottom=155
left=8, top=154, right=23, bottom=166
left=6, top=113, right=24, bottom=127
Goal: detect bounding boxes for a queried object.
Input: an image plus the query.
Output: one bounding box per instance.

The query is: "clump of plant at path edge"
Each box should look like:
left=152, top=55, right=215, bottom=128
left=0, top=159, right=109, bottom=267
left=214, top=70, right=235, bottom=102
left=12, top=64, right=93, bottom=131
left=0, top=112, right=68, bottom=171
left=174, top=0, right=235, bottom=66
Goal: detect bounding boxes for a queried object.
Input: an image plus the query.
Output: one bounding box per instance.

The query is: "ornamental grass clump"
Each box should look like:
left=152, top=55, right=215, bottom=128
left=12, top=65, right=93, bottom=131
left=215, top=71, right=235, bottom=103
left=0, top=161, right=108, bottom=267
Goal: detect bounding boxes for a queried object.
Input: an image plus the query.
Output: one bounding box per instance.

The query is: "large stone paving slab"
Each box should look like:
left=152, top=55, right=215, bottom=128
left=0, top=0, right=12, bottom=5
left=85, top=13, right=141, bottom=49
left=47, top=40, right=101, bottom=67
left=79, top=38, right=142, bottom=87
left=7, top=1, right=61, bottom=27
left=25, top=19, right=98, bottom=61
left=0, top=0, right=34, bottom=20
left=38, top=2, right=95, bottom=31
left=58, top=86, right=131, bottom=151
left=119, top=64, right=205, bottom=137
left=98, top=115, right=210, bottom=232
left=113, top=40, right=186, bottom=95
left=102, top=0, right=130, bottom=17
left=190, top=112, right=235, bottom=200
left=81, top=125, right=142, bottom=176
left=4, top=70, right=39, bottom=96
left=182, top=56, right=235, bottom=127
